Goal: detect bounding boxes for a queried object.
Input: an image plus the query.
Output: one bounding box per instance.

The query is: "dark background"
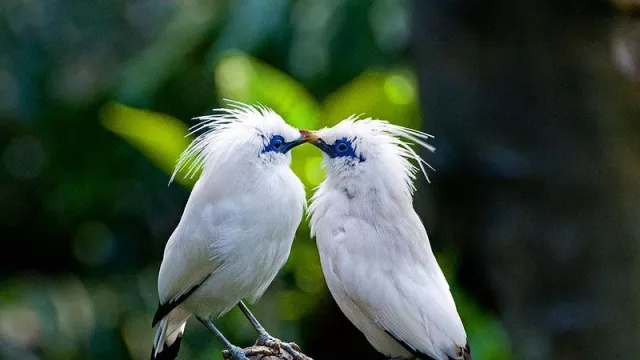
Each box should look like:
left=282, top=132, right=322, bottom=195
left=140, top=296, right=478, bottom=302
left=1, top=0, right=639, bottom=359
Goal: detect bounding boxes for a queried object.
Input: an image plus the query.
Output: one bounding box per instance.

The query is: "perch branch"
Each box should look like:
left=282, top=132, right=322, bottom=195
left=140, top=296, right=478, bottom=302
left=222, top=344, right=313, bottom=360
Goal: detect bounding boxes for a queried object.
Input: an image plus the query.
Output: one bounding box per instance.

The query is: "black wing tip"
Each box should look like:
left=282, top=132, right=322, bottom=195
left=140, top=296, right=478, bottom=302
left=383, top=329, right=437, bottom=360
left=152, top=302, right=163, bottom=327
left=151, top=335, right=183, bottom=360
left=384, top=328, right=473, bottom=360
left=152, top=274, right=212, bottom=328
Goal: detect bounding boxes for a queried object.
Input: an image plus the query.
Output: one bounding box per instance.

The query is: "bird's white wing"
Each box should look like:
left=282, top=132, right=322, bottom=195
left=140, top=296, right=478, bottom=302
left=330, top=216, right=467, bottom=360
left=157, top=168, right=304, bottom=317
left=156, top=178, right=228, bottom=311
left=157, top=226, right=219, bottom=304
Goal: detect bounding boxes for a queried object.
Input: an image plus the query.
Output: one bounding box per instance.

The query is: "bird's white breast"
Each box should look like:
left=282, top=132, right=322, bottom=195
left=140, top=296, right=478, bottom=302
left=160, top=163, right=305, bottom=317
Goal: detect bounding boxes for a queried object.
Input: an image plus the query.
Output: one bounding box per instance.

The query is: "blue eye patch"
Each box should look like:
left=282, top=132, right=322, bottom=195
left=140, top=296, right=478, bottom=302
left=262, top=134, right=305, bottom=154
left=314, top=137, right=365, bottom=161
left=263, top=135, right=285, bottom=153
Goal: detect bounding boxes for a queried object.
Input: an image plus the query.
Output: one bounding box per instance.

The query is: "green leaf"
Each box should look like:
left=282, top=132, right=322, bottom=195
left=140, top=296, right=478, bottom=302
left=214, top=51, right=320, bottom=130
left=100, top=103, right=196, bottom=187
left=322, top=69, right=422, bottom=128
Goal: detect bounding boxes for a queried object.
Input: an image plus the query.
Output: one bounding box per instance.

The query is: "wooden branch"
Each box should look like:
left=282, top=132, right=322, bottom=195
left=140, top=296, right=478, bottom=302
left=222, top=344, right=313, bottom=360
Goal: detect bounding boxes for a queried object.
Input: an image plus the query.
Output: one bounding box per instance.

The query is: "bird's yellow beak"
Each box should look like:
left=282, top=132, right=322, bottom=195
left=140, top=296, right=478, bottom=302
left=298, top=129, right=320, bottom=143
left=280, top=130, right=321, bottom=153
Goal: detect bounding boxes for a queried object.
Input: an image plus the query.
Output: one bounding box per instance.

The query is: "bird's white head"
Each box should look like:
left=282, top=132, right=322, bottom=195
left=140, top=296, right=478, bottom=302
left=308, top=116, right=435, bottom=197
left=171, top=101, right=315, bottom=182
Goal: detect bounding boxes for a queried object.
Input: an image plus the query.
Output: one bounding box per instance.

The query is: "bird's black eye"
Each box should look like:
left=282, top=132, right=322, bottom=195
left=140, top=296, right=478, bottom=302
left=273, top=139, right=282, bottom=149
left=334, top=140, right=352, bottom=155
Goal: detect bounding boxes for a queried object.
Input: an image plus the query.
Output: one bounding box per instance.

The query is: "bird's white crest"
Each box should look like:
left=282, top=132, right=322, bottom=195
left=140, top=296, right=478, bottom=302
left=314, top=116, right=435, bottom=195
left=170, top=100, right=298, bottom=184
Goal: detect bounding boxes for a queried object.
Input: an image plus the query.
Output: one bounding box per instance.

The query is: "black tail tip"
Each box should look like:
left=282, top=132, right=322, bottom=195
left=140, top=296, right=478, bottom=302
left=463, top=343, right=472, bottom=360
left=151, top=336, right=183, bottom=360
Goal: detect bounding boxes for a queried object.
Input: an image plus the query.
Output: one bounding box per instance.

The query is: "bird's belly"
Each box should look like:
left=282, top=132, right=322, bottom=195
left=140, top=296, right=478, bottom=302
left=177, top=179, right=303, bottom=318
left=186, top=229, right=294, bottom=318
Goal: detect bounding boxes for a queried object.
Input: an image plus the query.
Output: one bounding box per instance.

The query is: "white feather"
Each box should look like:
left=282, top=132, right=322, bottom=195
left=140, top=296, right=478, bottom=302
left=309, top=118, right=467, bottom=360
left=153, top=102, right=306, bottom=357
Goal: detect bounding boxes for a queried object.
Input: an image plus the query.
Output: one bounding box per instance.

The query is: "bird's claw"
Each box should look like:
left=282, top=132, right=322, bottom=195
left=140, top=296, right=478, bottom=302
left=222, top=344, right=252, bottom=360
left=256, top=335, right=310, bottom=360
left=223, top=346, right=278, bottom=360
left=256, top=334, right=281, bottom=350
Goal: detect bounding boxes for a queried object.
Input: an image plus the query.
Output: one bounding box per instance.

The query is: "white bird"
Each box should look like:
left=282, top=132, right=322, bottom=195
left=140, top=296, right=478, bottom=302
left=306, top=118, right=472, bottom=360
left=151, top=102, right=314, bottom=360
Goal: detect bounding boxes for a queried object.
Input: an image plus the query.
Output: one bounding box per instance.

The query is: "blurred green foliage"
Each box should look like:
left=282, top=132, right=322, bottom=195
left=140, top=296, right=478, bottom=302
left=101, top=103, right=195, bottom=187
left=0, top=0, right=511, bottom=359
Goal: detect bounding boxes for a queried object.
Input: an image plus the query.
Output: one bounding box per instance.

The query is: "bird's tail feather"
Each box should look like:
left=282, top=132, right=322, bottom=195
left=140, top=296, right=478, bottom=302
left=150, top=309, right=190, bottom=360
left=462, top=343, right=473, bottom=360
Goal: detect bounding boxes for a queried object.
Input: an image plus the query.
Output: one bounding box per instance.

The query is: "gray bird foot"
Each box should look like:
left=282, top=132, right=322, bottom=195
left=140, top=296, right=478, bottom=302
left=222, top=344, right=252, bottom=360
left=256, top=334, right=309, bottom=360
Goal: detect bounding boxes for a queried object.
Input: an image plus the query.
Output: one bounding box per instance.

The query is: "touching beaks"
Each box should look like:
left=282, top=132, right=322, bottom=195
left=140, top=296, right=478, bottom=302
left=280, top=130, right=321, bottom=153
left=301, top=130, right=334, bottom=156
left=298, top=129, right=320, bottom=143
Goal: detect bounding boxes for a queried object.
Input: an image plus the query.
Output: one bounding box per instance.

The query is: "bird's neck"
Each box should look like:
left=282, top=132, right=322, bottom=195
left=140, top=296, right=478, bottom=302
left=199, top=158, right=265, bottom=189
left=324, top=174, right=414, bottom=213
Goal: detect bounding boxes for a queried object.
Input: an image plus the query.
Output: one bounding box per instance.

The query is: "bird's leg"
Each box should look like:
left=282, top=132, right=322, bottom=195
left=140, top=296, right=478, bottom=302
left=196, top=316, right=253, bottom=360
left=237, top=301, right=310, bottom=360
